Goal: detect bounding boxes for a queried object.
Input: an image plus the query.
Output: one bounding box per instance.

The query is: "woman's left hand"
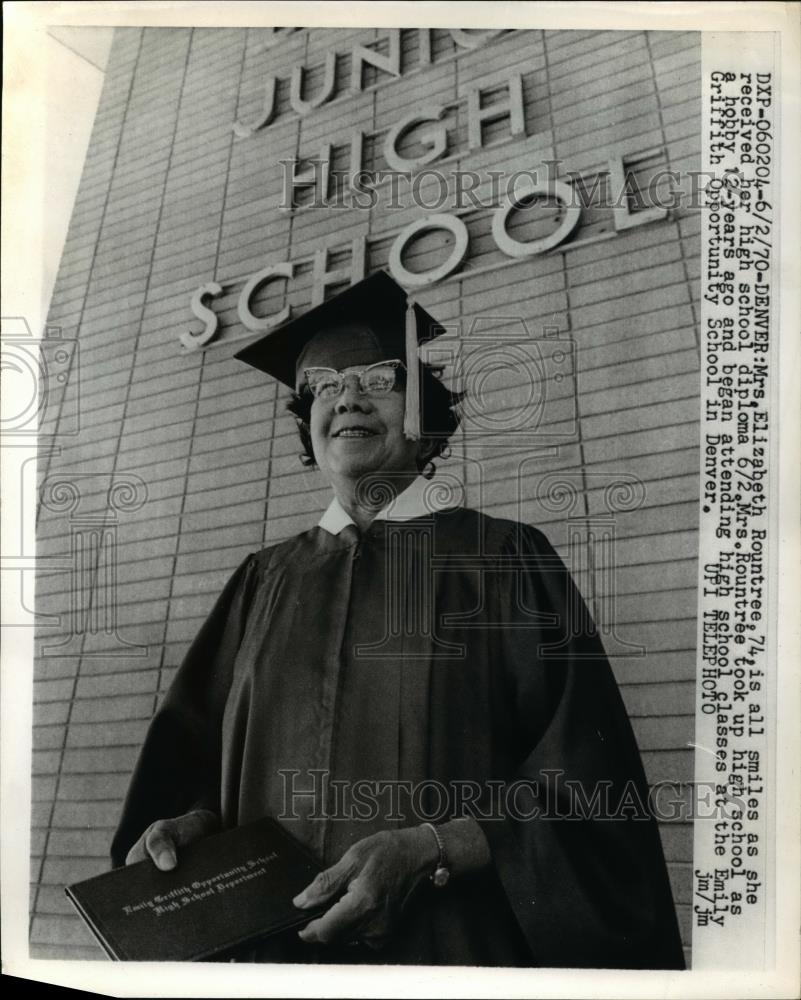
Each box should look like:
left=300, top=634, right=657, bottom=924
left=292, top=826, right=438, bottom=949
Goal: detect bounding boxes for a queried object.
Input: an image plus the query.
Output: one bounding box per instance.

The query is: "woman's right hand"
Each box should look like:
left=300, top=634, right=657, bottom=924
left=124, top=809, right=219, bottom=870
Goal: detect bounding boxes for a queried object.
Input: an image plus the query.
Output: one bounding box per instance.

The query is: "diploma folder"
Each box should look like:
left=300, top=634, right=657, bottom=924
left=65, top=816, right=323, bottom=961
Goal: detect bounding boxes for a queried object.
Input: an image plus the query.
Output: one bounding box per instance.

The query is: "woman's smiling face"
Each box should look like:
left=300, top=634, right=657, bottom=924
left=309, top=365, right=421, bottom=488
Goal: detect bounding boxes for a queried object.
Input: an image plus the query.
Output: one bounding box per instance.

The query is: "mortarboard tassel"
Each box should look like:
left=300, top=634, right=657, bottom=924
left=403, top=295, right=421, bottom=441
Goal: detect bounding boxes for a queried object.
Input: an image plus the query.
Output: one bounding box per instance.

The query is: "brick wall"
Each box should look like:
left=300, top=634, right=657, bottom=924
left=32, top=27, right=700, bottom=964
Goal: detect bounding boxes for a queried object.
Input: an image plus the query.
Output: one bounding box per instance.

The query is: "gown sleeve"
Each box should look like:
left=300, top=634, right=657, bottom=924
left=110, top=554, right=261, bottom=868
left=478, top=522, right=685, bottom=969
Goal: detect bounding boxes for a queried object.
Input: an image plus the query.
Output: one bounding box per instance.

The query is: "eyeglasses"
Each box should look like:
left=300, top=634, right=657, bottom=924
left=304, top=360, right=405, bottom=400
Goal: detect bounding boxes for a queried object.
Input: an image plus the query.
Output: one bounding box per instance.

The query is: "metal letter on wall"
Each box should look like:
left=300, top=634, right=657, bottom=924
left=417, top=28, right=432, bottom=66
left=290, top=52, right=336, bottom=116
left=311, top=240, right=366, bottom=307
left=238, top=262, right=294, bottom=332
left=233, top=77, right=277, bottom=138
left=257, top=27, right=301, bottom=52
left=180, top=281, right=223, bottom=351
left=350, top=29, right=401, bottom=93
left=492, top=177, right=581, bottom=258
left=388, top=213, right=469, bottom=288
left=607, top=151, right=668, bottom=231
left=383, top=106, right=449, bottom=172
left=449, top=28, right=506, bottom=50
left=466, top=73, right=524, bottom=151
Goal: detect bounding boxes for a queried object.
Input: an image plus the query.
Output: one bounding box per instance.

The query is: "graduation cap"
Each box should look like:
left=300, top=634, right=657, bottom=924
left=234, top=271, right=445, bottom=441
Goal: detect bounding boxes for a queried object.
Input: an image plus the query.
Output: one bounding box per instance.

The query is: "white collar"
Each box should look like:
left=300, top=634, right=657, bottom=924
left=318, top=476, right=453, bottom=535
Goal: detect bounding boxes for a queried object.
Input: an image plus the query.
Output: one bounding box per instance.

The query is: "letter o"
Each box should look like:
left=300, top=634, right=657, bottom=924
left=388, top=213, right=468, bottom=288
left=493, top=179, right=581, bottom=258
left=410, top=779, right=448, bottom=821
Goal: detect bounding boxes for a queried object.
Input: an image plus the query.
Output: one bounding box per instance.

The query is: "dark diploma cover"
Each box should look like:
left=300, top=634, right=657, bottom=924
left=65, top=817, right=323, bottom=961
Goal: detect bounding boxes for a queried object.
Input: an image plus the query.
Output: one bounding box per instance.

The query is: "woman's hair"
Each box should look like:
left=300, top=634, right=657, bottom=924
left=286, top=363, right=464, bottom=479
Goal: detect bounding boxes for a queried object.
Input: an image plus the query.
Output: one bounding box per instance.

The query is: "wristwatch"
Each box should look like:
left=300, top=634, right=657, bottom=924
left=422, top=822, right=451, bottom=888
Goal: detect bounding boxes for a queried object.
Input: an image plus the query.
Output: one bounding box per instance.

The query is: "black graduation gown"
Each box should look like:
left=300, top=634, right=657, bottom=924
left=110, top=507, right=685, bottom=969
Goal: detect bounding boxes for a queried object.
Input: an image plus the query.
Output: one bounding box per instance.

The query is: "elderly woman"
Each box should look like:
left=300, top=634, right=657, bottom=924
left=111, top=272, right=684, bottom=968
